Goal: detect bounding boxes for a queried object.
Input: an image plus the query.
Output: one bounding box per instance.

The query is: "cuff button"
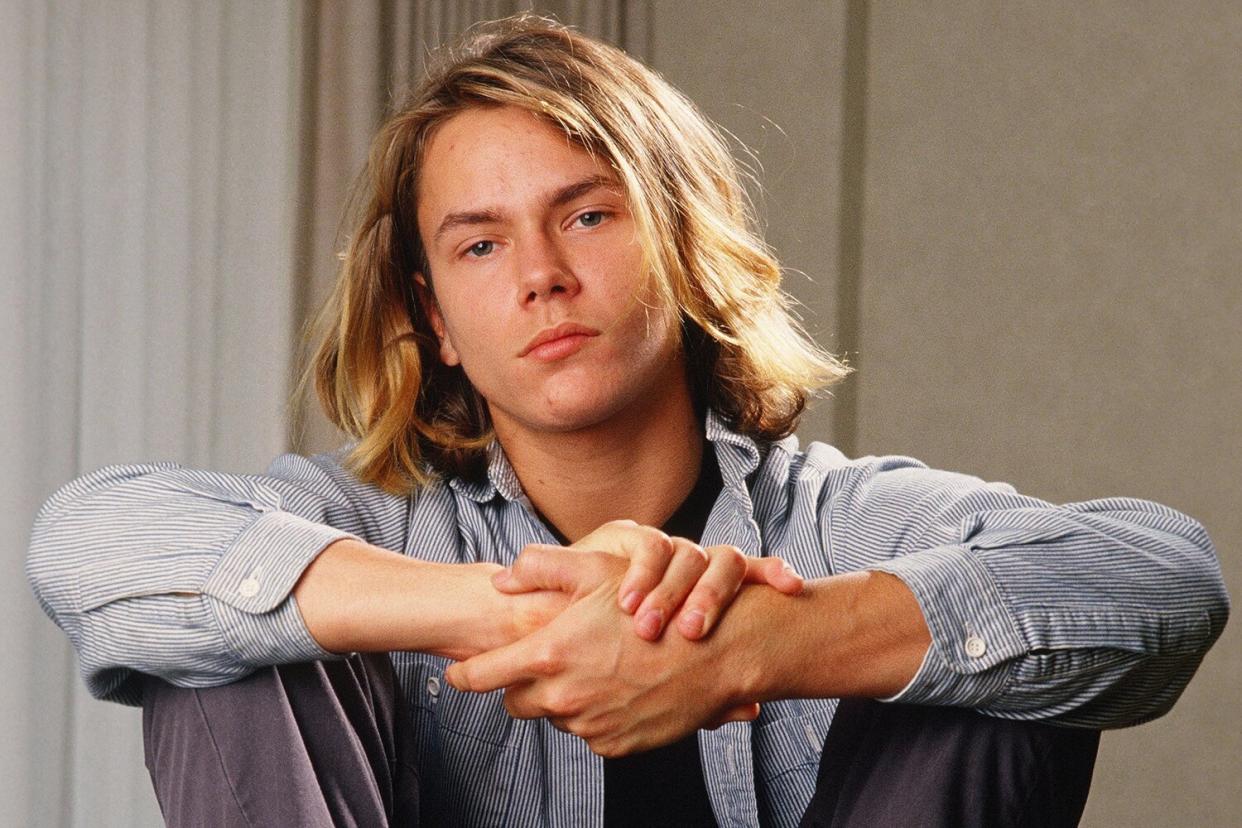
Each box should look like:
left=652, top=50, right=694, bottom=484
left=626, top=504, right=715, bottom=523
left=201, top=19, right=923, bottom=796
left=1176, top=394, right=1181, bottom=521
left=964, top=635, right=987, bottom=658
left=238, top=578, right=260, bottom=598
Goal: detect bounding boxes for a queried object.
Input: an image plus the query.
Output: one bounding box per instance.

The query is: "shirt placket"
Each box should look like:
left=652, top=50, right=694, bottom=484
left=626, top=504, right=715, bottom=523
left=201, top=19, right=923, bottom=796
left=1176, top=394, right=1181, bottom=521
left=697, top=479, right=764, bottom=827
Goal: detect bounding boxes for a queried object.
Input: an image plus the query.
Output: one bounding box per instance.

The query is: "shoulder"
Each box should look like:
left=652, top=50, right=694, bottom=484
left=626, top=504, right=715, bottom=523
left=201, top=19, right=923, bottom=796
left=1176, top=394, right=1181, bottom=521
left=757, top=433, right=942, bottom=497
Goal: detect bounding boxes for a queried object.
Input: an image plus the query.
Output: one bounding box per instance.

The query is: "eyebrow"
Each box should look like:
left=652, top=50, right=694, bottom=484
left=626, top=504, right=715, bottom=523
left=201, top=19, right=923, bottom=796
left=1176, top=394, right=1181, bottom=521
left=431, top=174, right=620, bottom=246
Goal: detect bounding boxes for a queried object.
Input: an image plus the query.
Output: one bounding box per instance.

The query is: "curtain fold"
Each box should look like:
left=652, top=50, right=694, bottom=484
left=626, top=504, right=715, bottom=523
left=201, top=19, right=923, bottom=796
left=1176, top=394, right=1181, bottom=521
left=5, top=1, right=304, bottom=824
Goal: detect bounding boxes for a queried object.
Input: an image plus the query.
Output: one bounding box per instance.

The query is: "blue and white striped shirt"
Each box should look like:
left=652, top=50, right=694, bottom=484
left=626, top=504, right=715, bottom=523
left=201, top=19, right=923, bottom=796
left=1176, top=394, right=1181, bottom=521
left=27, top=409, right=1230, bottom=826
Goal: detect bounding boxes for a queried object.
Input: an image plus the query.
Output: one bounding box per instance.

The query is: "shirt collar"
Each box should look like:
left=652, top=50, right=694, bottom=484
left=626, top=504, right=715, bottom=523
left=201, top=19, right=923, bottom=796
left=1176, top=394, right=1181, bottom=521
left=447, top=407, right=764, bottom=504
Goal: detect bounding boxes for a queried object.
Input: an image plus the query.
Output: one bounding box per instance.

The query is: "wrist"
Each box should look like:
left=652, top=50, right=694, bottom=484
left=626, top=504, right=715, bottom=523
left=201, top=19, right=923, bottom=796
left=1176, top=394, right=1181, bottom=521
left=709, top=584, right=791, bottom=705
left=709, top=571, right=932, bottom=705
left=419, top=561, right=509, bottom=659
left=294, top=539, right=508, bottom=659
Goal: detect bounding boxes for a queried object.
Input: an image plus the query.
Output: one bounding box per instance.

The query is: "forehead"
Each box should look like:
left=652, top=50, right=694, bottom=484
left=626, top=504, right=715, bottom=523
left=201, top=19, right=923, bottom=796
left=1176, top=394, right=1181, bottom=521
left=416, top=105, right=612, bottom=223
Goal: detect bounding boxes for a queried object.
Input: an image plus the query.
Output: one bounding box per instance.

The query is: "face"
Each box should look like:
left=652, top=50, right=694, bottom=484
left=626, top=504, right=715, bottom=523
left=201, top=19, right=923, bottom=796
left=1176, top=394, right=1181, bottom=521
left=415, top=104, right=685, bottom=438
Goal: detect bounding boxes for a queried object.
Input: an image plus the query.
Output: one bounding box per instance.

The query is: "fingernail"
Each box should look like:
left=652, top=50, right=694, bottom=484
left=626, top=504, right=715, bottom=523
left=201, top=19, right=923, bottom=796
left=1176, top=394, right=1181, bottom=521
left=636, top=608, right=664, bottom=639
left=679, top=609, right=705, bottom=638
left=620, top=590, right=643, bottom=614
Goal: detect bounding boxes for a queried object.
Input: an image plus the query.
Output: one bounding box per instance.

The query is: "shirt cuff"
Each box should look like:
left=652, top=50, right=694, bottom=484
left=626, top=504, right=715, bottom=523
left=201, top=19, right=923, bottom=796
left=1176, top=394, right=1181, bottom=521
left=203, top=510, right=356, bottom=665
left=868, top=544, right=1028, bottom=707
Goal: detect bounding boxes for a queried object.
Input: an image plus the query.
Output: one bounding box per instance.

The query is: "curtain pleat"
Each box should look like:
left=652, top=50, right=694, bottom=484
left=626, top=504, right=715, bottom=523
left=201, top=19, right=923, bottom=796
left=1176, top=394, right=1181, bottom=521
left=5, top=0, right=305, bottom=824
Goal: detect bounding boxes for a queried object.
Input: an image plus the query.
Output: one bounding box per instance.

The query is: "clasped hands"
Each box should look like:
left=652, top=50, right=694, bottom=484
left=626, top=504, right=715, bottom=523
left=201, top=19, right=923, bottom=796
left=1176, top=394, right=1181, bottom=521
left=445, top=520, right=804, bottom=758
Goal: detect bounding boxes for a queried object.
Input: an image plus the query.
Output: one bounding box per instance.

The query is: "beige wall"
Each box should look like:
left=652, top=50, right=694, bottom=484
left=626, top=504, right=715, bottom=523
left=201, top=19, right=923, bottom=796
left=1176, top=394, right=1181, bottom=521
left=652, top=1, right=1240, bottom=824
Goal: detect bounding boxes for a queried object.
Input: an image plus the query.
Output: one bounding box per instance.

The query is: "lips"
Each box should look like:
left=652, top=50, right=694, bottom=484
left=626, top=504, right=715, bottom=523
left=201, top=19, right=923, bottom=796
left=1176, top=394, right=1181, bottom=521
left=520, top=322, right=601, bottom=359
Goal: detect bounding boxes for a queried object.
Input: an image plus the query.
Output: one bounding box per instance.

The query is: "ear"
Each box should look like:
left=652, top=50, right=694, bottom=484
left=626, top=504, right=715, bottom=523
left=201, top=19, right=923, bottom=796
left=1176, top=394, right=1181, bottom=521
left=415, top=272, right=461, bottom=367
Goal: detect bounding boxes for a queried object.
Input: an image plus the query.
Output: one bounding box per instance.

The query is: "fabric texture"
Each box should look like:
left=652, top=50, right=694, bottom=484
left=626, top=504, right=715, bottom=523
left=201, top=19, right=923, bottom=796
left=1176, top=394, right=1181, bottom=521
left=140, top=656, right=1098, bottom=828
left=798, top=698, right=1099, bottom=827
left=142, top=652, right=420, bottom=827
left=28, top=409, right=1229, bottom=826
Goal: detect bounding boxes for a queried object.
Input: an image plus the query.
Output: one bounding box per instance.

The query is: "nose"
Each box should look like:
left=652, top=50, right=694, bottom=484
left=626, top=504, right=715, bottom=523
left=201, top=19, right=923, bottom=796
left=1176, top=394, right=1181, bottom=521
left=516, top=231, right=579, bottom=306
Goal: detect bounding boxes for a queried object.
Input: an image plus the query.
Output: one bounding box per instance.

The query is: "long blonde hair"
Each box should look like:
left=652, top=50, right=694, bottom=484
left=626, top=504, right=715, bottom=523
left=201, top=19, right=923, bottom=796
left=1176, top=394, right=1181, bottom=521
left=304, top=13, right=851, bottom=494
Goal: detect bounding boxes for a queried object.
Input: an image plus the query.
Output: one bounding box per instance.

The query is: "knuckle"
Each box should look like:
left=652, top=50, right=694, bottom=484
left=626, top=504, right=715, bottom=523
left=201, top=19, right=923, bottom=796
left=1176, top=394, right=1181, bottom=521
left=642, top=527, right=674, bottom=552
left=503, top=693, right=530, bottom=719
left=674, top=541, right=709, bottom=572
left=591, top=737, right=622, bottom=759
left=692, top=581, right=727, bottom=607
left=543, top=687, right=577, bottom=717
left=572, top=718, right=602, bottom=740
left=531, top=642, right=563, bottom=676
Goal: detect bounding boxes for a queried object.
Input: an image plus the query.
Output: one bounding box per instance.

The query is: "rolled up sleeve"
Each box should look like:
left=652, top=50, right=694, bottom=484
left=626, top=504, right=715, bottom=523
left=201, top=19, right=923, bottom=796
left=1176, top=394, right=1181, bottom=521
left=821, top=455, right=1230, bottom=727
left=27, top=451, right=407, bottom=705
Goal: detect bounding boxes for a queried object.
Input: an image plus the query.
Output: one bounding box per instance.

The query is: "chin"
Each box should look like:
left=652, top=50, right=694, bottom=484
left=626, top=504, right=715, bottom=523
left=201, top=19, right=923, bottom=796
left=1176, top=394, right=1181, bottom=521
left=491, top=387, right=637, bottom=436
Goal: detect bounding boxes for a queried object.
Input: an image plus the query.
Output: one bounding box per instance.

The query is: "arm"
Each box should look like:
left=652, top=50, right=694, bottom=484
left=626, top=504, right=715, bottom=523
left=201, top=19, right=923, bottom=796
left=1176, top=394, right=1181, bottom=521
left=444, top=557, right=928, bottom=757
left=820, top=453, right=1231, bottom=727
left=447, top=452, right=1231, bottom=753
left=27, top=457, right=787, bottom=705
left=26, top=451, right=414, bottom=703
left=291, top=537, right=564, bottom=661
left=294, top=521, right=802, bottom=663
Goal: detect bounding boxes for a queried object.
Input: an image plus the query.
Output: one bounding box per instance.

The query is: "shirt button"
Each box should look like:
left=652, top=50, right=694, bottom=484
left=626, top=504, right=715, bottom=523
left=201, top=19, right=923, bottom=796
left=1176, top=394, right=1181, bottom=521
left=426, top=676, right=441, bottom=697
left=238, top=578, right=260, bottom=598
left=964, top=635, right=987, bottom=658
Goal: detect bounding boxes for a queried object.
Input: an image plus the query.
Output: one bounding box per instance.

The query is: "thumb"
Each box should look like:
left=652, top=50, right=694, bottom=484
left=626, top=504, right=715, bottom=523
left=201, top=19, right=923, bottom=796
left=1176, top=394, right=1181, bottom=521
left=492, top=544, right=584, bottom=595
left=705, top=702, right=762, bottom=730
left=743, top=556, right=805, bottom=595
left=445, top=632, right=545, bottom=694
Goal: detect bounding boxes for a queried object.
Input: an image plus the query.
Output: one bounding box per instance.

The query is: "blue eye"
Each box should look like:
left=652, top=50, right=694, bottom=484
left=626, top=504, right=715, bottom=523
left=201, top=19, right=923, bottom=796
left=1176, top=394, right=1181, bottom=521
left=466, top=240, right=494, bottom=258
left=577, top=211, right=604, bottom=228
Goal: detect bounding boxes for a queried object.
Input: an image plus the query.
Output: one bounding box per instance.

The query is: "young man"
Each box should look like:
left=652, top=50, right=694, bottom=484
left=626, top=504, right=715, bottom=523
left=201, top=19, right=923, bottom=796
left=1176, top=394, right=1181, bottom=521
left=28, top=14, right=1228, bottom=827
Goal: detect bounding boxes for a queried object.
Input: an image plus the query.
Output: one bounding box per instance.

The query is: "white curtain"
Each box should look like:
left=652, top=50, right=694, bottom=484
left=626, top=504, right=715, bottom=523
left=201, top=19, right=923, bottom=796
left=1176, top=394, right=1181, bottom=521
left=6, top=1, right=311, bottom=824
left=1, top=2, right=645, bottom=824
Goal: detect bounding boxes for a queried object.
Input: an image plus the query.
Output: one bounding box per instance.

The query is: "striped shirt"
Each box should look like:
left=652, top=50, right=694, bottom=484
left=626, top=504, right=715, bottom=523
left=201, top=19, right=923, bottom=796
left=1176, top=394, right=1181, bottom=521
left=27, top=409, right=1230, bottom=827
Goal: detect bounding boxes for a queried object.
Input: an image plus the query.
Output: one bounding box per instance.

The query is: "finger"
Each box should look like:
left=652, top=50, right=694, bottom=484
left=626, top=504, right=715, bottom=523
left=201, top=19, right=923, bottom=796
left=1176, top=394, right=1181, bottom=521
left=501, top=683, right=547, bottom=721
left=609, top=527, right=674, bottom=615
left=704, top=702, right=762, bottom=729
left=445, top=633, right=556, bottom=694
left=673, top=544, right=747, bottom=640
left=492, top=544, right=601, bottom=596
left=632, top=537, right=709, bottom=641
left=743, top=555, right=805, bottom=595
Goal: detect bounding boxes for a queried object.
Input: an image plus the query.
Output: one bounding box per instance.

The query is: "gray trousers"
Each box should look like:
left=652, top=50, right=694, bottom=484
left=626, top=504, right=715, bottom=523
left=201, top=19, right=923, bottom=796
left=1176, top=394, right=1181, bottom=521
left=142, top=653, right=419, bottom=827
left=142, top=654, right=1098, bottom=827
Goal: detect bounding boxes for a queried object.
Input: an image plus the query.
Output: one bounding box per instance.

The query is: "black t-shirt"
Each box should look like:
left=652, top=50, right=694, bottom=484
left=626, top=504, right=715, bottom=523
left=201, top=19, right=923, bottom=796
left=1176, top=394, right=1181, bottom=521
left=603, top=443, right=722, bottom=827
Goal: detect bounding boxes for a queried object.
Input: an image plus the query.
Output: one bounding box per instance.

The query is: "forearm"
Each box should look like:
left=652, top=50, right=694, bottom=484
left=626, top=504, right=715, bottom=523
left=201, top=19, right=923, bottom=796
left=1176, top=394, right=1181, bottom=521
left=28, top=455, right=419, bottom=702
left=816, top=455, right=1230, bottom=726
left=295, top=538, right=557, bottom=660
left=721, top=572, right=932, bottom=704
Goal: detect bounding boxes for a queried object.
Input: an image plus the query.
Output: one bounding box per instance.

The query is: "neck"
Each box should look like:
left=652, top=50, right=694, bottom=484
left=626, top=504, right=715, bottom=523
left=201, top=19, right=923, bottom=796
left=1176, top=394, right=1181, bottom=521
left=492, top=385, right=704, bottom=544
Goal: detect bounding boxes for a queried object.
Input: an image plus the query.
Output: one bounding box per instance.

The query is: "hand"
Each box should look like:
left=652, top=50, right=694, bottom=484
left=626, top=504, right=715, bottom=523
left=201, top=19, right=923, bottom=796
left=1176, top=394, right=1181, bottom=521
left=447, top=551, right=767, bottom=757
left=493, top=519, right=803, bottom=641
